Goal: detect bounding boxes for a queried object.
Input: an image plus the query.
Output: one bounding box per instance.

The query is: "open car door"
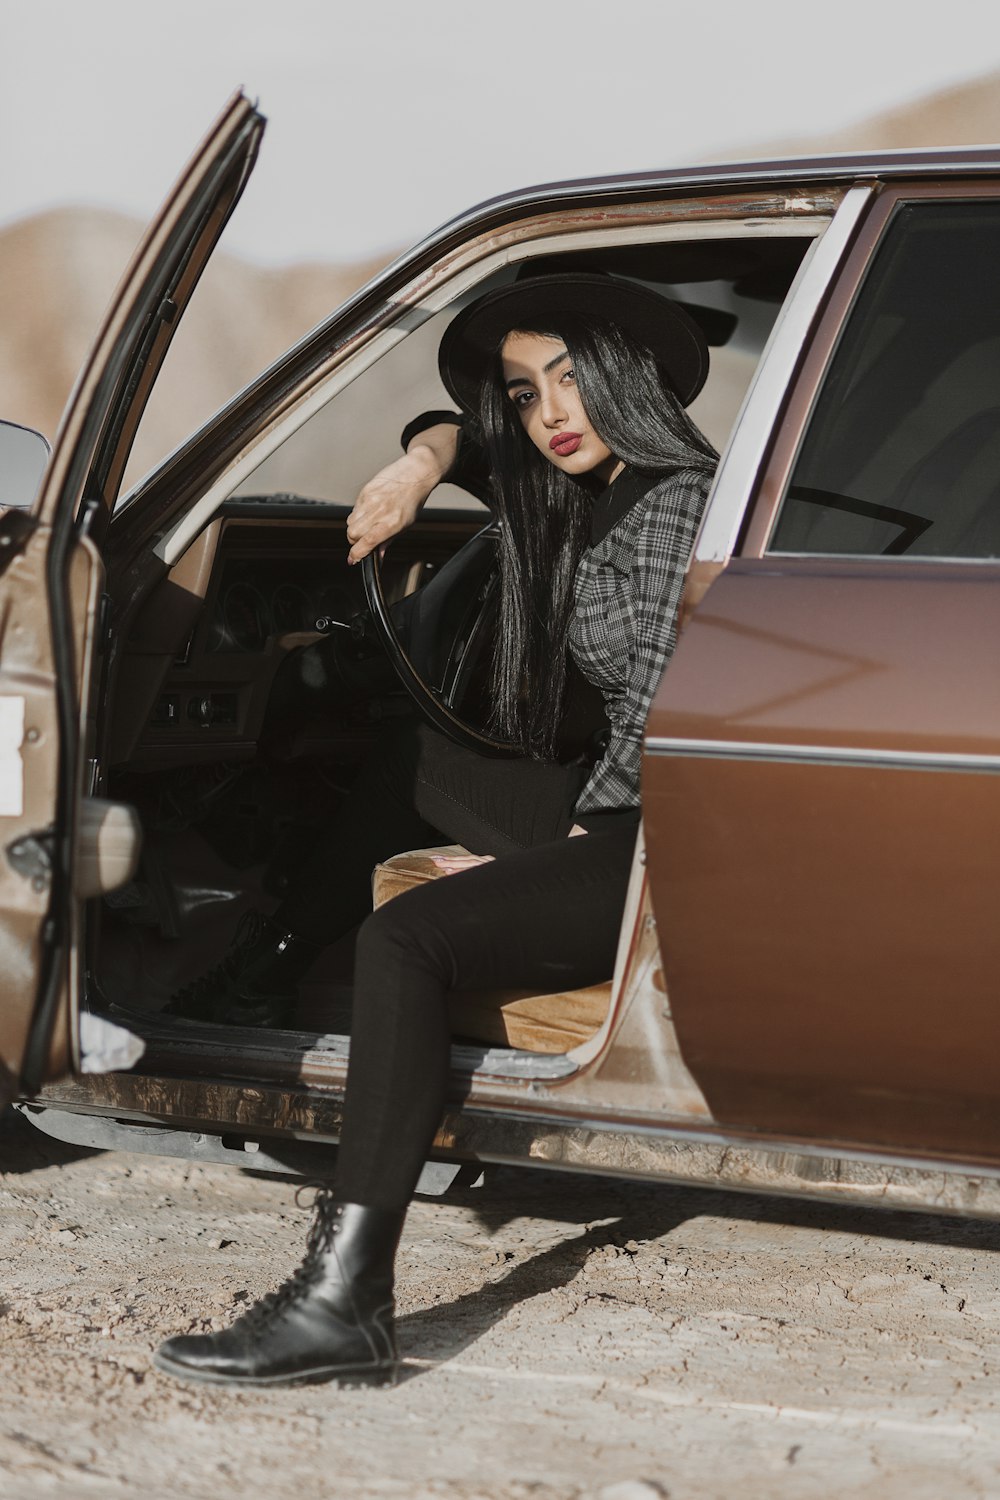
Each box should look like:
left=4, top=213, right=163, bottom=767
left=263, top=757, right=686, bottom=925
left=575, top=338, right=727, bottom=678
left=0, top=91, right=264, bottom=1110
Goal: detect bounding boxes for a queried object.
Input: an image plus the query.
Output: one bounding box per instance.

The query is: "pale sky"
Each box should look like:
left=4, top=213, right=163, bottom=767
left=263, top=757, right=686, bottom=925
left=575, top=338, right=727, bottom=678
left=3, top=0, right=1000, bottom=265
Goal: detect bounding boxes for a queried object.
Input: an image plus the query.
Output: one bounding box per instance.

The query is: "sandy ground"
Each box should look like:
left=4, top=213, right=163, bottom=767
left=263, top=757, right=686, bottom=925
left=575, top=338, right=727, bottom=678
left=3, top=1108, right=1000, bottom=1500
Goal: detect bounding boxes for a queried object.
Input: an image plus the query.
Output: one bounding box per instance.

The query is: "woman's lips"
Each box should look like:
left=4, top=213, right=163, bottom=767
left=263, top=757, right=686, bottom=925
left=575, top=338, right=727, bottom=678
left=549, top=432, right=582, bottom=456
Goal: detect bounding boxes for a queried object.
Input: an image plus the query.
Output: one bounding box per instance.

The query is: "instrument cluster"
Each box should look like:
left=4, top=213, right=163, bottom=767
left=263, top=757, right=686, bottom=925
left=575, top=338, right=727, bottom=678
left=206, top=557, right=359, bottom=653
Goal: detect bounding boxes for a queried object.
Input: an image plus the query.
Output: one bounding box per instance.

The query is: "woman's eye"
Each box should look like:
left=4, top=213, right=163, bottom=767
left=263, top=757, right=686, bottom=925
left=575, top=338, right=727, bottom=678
left=513, top=391, right=535, bottom=409
left=560, top=367, right=576, bottom=384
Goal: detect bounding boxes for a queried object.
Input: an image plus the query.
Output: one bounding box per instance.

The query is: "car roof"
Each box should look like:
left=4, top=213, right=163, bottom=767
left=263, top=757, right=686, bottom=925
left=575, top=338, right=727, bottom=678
left=430, top=144, right=1000, bottom=234
left=367, top=144, right=1000, bottom=295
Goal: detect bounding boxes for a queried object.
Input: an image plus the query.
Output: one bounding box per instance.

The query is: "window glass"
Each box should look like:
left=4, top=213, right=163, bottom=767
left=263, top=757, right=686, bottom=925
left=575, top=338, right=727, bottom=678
left=769, top=202, right=1000, bottom=559
left=231, top=239, right=810, bottom=510
left=231, top=301, right=482, bottom=512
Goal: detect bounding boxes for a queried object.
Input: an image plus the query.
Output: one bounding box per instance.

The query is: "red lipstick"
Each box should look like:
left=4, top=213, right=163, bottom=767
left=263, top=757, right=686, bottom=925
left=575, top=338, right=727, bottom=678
left=549, top=432, right=582, bottom=456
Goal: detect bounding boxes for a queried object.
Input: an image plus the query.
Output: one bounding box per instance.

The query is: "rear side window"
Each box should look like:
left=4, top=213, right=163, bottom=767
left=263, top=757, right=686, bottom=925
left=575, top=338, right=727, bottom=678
left=769, top=201, right=1000, bottom=559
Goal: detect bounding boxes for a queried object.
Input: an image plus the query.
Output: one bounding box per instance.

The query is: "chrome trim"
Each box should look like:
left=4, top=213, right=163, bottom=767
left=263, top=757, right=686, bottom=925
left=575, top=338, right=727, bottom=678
left=765, top=548, right=1000, bottom=566
left=694, top=184, right=875, bottom=566
left=645, top=735, right=1000, bottom=774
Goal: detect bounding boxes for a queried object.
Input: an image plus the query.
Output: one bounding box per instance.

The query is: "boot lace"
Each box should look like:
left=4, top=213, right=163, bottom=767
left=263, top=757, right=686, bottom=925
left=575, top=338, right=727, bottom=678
left=243, top=1187, right=342, bottom=1330
left=167, top=909, right=268, bottom=1013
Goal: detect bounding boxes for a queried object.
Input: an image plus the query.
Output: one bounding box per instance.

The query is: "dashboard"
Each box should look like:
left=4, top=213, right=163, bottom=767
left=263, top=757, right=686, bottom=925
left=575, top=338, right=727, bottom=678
left=123, top=499, right=487, bottom=767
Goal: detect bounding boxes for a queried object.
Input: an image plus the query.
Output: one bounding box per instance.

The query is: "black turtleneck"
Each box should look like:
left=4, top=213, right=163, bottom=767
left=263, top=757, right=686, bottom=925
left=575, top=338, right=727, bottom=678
left=589, top=466, right=661, bottom=546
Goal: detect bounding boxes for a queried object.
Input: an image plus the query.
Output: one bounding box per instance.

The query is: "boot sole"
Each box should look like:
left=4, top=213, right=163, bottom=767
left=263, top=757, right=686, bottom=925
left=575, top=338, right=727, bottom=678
left=152, top=1348, right=398, bottom=1389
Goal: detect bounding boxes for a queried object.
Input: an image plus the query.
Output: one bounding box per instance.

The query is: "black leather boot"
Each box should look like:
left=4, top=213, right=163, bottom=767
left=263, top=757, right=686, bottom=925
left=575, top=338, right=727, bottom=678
left=161, top=910, right=323, bottom=1027
left=153, top=1195, right=405, bottom=1387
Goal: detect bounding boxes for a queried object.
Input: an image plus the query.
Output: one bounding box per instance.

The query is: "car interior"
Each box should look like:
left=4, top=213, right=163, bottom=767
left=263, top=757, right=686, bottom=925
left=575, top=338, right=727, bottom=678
left=86, top=227, right=818, bottom=1083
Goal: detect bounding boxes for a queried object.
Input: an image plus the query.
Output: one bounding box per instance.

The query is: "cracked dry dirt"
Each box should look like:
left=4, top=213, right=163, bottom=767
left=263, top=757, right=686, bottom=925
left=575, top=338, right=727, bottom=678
left=3, top=1109, right=1000, bottom=1499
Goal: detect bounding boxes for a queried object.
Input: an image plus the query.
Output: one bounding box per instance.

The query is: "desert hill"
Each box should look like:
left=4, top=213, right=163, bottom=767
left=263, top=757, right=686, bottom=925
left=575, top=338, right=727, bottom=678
left=749, top=68, right=1000, bottom=156
left=0, top=206, right=386, bottom=486
left=1, top=69, right=998, bottom=489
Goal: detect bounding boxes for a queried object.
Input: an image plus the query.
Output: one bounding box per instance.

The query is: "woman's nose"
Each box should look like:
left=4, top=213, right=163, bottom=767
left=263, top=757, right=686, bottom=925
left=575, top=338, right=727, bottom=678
left=540, top=389, right=567, bottom=426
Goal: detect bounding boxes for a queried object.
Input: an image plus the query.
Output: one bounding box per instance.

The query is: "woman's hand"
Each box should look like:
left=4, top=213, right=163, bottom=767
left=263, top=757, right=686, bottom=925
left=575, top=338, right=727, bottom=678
left=431, top=852, right=496, bottom=875
left=347, top=424, right=460, bottom=564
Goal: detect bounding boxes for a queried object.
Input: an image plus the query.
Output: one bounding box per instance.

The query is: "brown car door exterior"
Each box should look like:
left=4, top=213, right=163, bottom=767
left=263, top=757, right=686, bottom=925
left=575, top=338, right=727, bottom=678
left=644, top=181, right=1000, bottom=1163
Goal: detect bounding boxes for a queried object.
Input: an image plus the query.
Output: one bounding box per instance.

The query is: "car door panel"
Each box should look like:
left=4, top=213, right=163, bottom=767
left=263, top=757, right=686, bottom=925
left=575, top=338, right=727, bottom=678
left=644, top=559, right=1000, bottom=1161
left=0, top=529, right=104, bottom=1104
left=0, top=94, right=264, bottom=1107
left=643, top=181, right=1000, bottom=1163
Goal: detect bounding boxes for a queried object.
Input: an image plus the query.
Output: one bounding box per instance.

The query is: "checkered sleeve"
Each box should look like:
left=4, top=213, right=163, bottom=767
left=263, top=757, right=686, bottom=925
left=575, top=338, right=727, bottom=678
left=574, top=475, right=707, bottom=818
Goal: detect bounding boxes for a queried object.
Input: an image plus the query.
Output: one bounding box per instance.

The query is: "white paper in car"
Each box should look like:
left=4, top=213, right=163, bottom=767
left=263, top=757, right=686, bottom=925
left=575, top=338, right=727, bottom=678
left=79, top=1013, right=146, bottom=1074
left=0, top=695, right=25, bottom=816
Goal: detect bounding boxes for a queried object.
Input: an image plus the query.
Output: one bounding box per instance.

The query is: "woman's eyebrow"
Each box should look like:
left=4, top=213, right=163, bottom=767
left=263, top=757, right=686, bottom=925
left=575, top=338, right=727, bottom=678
left=504, top=349, right=570, bottom=391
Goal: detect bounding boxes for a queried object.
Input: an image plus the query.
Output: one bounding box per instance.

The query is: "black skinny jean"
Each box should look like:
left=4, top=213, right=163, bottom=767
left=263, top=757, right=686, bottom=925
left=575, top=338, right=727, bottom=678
left=278, top=721, right=637, bottom=1211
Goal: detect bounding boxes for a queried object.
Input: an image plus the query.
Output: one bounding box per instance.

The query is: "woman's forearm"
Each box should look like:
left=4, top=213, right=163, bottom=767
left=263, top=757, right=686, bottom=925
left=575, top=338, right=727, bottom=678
left=405, top=421, right=461, bottom=480
left=346, top=423, right=461, bottom=564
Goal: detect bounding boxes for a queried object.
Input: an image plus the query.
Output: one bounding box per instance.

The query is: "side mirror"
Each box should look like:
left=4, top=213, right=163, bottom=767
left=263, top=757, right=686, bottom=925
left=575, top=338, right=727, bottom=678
left=0, top=420, right=50, bottom=510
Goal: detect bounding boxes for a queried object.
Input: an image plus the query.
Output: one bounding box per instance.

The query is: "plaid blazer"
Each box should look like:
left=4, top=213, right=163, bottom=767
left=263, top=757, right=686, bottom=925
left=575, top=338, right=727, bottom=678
left=568, top=467, right=710, bottom=818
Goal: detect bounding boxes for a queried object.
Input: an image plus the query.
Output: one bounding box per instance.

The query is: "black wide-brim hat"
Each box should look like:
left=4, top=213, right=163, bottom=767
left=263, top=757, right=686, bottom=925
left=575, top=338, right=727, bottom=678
left=438, top=272, right=710, bottom=415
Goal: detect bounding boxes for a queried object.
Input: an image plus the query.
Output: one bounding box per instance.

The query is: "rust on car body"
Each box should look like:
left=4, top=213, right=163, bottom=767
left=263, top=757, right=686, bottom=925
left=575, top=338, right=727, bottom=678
left=35, top=1069, right=1000, bottom=1223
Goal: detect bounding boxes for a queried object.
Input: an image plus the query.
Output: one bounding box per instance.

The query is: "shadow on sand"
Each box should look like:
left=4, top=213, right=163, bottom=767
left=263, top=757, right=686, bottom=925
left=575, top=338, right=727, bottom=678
left=390, top=1164, right=1000, bottom=1381
left=0, top=1105, right=103, bottom=1174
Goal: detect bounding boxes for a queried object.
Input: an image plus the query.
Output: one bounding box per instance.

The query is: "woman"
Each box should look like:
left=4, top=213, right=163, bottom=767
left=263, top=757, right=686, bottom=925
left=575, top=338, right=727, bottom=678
left=153, top=273, right=718, bottom=1387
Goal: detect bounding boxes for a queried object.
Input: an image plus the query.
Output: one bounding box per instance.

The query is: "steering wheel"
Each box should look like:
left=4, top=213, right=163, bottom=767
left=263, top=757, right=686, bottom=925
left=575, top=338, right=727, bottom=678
left=361, top=522, right=520, bottom=757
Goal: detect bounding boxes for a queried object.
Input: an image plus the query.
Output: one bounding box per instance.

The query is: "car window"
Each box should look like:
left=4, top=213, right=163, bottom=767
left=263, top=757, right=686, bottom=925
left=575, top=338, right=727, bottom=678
left=769, top=200, right=1000, bottom=559
left=230, top=243, right=808, bottom=513
left=230, top=299, right=486, bottom=512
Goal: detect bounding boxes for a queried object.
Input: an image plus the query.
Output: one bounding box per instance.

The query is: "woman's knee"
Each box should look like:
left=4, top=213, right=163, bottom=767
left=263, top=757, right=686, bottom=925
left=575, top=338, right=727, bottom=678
left=355, top=891, right=456, bottom=984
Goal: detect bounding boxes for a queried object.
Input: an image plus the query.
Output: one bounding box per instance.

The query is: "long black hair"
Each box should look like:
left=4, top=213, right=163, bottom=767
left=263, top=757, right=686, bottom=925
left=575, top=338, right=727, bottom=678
left=477, top=310, right=718, bottom=757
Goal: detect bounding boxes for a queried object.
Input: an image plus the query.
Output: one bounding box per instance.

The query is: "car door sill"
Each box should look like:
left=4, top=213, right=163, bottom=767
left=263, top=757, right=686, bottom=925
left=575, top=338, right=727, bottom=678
left=101, top=1007, right=580, bottom=1084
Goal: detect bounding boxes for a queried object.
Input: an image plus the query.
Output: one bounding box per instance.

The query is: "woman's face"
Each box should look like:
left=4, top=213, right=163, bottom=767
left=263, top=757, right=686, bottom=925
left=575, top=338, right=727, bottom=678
left=501, top=331, right=620, bottom=484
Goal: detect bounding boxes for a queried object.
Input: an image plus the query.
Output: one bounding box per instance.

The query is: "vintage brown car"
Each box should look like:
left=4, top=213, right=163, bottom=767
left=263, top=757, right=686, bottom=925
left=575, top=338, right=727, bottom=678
left=3, top=92, right=1000, bottom=1218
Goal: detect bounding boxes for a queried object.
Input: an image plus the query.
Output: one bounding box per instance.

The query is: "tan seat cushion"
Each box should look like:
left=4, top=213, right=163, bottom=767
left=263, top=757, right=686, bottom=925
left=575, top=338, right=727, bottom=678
left=372, top=847, right=612, bottom=1054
